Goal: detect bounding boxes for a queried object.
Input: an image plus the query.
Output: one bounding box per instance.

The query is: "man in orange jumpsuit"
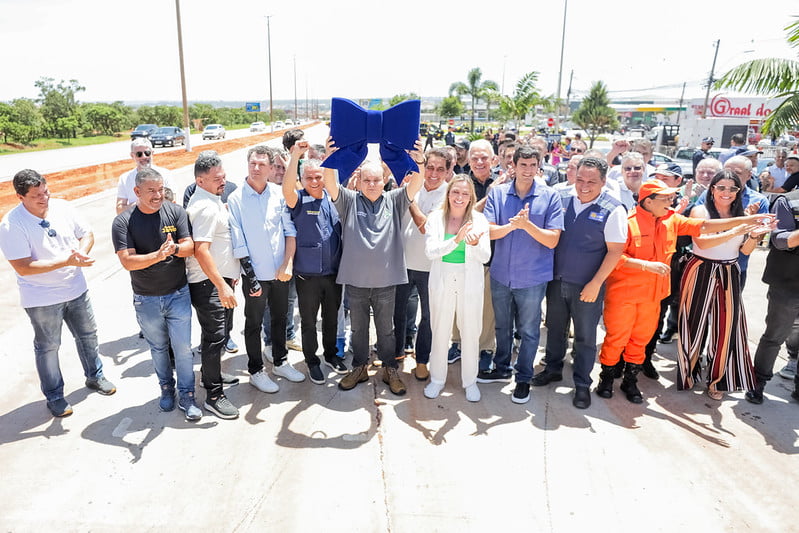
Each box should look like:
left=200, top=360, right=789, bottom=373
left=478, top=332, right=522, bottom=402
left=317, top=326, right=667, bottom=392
left=597, top=179, right=771, bottom=403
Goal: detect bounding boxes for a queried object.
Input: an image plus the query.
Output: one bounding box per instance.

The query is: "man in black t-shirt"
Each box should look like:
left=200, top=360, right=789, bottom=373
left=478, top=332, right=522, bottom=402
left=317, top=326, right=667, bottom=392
left=111, top=167, right=202, bottom=421
left=771, top=155, right=799, bottom=193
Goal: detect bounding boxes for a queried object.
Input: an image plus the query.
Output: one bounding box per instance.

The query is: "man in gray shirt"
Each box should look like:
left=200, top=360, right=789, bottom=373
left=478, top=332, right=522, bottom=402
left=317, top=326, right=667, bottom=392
left=324, top=144, right=424, bottom=395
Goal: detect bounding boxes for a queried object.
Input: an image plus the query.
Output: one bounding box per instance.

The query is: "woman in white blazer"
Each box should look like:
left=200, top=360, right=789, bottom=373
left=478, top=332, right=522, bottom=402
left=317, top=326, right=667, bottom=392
left=424, top=175, right=492, bottom=402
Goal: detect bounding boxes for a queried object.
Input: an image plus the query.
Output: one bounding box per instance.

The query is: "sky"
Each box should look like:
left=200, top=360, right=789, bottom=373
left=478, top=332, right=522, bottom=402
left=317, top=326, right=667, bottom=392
left=1, top=0, right=797, bottom=107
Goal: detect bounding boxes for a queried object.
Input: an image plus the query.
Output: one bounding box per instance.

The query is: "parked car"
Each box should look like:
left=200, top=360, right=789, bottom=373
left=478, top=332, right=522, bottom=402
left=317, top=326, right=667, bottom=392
left=150, top=127, right=186, bottom=147
left=202, top=124, right=226, bottom=140
left=273, top=121, right=285, bottom=130
left=130, top=124, right=158, bottom=140
left=284, top=119, right=295, bottom=127
left=250, top=121, right=266, bottom=132
left=664, top=147, right=725, bottom=180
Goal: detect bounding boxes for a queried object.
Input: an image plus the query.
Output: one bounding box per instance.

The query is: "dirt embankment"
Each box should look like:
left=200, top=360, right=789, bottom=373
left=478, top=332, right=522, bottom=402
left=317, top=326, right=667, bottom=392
left=0, top=124, right=317, bottom=217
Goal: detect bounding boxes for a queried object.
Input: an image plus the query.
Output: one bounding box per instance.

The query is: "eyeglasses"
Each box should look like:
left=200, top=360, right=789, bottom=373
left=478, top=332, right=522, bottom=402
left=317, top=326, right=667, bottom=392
left=572, top=148, right=584, bottom=153
left=713, top=185, right=741, bottom=193
left=39, top=219, right=57, bottom=237
left=623, top=166, right=643, bottom=172
left=135, top=151, right=152, bottom=158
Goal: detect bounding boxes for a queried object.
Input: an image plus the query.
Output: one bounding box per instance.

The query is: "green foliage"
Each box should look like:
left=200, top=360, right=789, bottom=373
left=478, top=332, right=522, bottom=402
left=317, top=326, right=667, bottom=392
left=449, top=67, right=498, bottom=131
left=81, top=102, right=131, bottom=136
left=715, top=17, right=799, bottom=135
left=499, top=71, right=551, bottom=127
left=389, top=93, right=420, bottom=106
left=572, top=81, right=619, bottom=147
left=0, top=98, right=44, bottom=144
left=35, top=77, right=84, bottom=139
left=438, top=95, right=465, bottom=118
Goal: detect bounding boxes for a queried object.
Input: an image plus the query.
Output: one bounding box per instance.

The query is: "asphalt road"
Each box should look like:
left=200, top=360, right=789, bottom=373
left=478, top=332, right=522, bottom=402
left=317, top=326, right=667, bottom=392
left=0, top=124, right=305, bottom=181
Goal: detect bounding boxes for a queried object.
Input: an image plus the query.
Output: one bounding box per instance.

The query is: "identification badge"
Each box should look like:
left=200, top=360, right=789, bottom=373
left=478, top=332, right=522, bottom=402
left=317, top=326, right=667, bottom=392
left=588, top=211, right=606, bottom=222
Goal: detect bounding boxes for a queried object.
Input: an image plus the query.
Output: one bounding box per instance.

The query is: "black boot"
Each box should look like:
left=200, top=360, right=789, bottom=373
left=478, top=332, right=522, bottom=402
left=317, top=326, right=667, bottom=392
left=745, top=379, right=766, bottom=405
left=620, top=363, right=643, bottom=404
left=792, top=376, right=799, bottom=403
left=641, top=351, right=659, bottom=380
left=596, top=364, right=616, bottom=399
left=612, top=357, right=625, bottom=379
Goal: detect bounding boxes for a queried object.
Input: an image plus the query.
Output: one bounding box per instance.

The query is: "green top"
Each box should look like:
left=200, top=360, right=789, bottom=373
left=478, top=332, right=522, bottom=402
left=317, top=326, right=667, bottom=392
left=442, top=233, right=466, bottom=264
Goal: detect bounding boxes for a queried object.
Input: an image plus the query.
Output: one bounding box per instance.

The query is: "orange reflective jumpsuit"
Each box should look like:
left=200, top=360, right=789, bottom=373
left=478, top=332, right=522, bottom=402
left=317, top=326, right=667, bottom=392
left=599, top=207, right=704, bottom=365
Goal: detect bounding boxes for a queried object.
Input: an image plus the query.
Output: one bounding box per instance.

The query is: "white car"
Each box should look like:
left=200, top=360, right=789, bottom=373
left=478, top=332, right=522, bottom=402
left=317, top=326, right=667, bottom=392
left=202, top=124, right=226, bottom=140
left=284, top=119, right=294, bottom=127
left=273, top=121, right=285, bottom=130
left=250, top=121, right=266, bottom=132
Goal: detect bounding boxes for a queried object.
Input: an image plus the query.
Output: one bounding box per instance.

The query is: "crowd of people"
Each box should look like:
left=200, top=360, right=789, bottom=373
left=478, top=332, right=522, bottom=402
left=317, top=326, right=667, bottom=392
left=2, top=126, right=798, bottom=420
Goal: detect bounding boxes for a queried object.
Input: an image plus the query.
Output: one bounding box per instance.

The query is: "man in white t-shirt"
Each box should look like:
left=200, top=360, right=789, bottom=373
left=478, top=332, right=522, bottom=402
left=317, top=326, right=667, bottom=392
left=186, top=151, right=242, bottom=420
left=115, top=138, right=172, bottom=214
left=0, top=169, right=116, bottom=417
left=393, top=147, right=451, bottom=381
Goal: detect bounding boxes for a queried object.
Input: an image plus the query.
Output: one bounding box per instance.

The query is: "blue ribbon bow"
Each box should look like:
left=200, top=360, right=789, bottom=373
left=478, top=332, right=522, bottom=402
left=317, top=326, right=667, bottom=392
left=321, top=97, right=421, bottom=183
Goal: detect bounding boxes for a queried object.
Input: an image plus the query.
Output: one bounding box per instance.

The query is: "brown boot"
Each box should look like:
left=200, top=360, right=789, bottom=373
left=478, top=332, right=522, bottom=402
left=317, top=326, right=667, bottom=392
left=338, top=365, right=369, bottom=391
left=413, top=363, right=429, bottom=381
left=382, top=367, right=407, bottom=396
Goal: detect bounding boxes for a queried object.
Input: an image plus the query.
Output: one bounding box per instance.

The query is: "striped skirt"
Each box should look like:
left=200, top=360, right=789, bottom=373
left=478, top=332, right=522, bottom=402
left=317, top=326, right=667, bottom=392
left=676, top=254, right=755, bottom=392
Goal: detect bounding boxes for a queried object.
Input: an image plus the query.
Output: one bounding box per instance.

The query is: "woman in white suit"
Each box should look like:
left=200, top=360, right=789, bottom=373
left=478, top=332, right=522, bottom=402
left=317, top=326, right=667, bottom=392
left=424, top=175, right=491, bottom=402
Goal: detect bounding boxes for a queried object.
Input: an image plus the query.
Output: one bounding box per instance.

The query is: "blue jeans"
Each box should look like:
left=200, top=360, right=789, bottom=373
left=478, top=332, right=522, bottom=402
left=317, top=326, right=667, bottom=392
left=393, top=270, right=431, bottom=364
left=133, top=284, right=195, bottom=395
left=489, top=277, right=547, bottom=383
left=543, top=280, right=604, bottom=388
left=25, top=291, right=104, bottom=403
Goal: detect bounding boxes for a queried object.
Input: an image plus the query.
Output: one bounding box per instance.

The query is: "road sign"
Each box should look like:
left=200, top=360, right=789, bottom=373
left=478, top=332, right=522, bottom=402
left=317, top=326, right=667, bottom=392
left=448, top=119, right=454, bottom=126
left=246, top=102, right=261, bottom=112
left=547, top=117, right=555, bottom=127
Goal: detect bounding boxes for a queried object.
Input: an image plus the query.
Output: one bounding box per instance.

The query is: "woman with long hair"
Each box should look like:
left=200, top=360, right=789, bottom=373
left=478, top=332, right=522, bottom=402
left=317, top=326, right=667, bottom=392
left=423, top=175, right=491, bottom=402
left=676, top=169, right=773, bottom=400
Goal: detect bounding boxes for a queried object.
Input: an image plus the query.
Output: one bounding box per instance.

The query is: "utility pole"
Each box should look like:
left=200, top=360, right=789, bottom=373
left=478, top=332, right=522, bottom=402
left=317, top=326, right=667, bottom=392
left=174, top=0, right=191, bottom=152
left=293, top=55, right=298, bottom=123
left=266, top=16, right=274, bottom=130
left=702, top=40, right=720, bottom=119
left=677, top=81, right=686, bottom=125
left=555, top=0, right=568, bottom=132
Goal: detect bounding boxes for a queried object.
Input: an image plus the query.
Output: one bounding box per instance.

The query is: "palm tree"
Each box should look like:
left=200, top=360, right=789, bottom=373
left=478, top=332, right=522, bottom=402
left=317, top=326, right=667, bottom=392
left=715, top=17, right=799, bottom=135
left=449, top=68, right=498, bottom=132
left=499, top=71, right=549, bottom=129
left=572, top=81, right=619, bottom=148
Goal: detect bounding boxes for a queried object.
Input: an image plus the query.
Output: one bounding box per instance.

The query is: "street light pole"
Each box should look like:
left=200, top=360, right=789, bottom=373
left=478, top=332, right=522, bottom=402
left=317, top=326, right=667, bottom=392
left=175, top=0, right=191, bottom=152
left=555, top=0, right=568, bottom=133
left=702, top=39, right=720, bottom=119
left=266, top=15, right=274, bottom=131
left=293, top=55, right=298, bottom=123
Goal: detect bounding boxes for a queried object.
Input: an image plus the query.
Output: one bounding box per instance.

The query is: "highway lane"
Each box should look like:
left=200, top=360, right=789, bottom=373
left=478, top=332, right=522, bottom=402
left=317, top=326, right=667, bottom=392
left=0, top=124, right=307, bottom=181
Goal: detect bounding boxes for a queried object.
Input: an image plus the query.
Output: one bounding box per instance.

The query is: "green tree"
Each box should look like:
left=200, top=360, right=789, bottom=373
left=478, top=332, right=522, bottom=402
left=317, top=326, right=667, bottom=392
left=499, top=71, right=550, bottom=128
left=449, top=67, right=498, bottom=132
left=389, top=93, right=420, bottom=106
left=0, top=98, right=44, bottom=144
left=572, top=81, right=619, bottom=147
left=190, top=103, right=219, bottom=126
left=82, top=102, right=131, bottom=136
left=438, top=95, right=465, bottom=119
left=715, top=17, right=799, bottom=135
left=35, top=77, right=84, bottom=139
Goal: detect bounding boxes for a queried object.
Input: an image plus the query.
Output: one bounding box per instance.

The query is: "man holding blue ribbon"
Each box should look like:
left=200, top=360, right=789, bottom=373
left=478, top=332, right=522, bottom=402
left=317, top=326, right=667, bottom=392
left=320, top=98, right=425, bottom=395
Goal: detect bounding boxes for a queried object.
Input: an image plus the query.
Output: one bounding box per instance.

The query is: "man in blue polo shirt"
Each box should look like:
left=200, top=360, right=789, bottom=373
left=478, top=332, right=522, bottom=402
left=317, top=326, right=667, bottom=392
left=282, top=140, right=346, bottom=384
left=481, top=145, right=565, bottom=404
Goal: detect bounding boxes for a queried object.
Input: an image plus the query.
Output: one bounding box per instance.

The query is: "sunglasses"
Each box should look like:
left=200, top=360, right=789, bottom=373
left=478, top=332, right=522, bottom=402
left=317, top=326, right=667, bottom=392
left=135, top=151, right=152, bottom=158
left=623, top=165, right=643, bottom=172
left=572, top=148, right=584, bottom=153
left=713, top=185, right=741, bottom=193
left=39, top=219, right=57, bottom=237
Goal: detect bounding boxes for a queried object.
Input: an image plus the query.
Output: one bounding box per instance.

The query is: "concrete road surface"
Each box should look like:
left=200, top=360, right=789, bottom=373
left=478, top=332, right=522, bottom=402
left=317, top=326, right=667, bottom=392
left=0, top=128, right=797, bottom=532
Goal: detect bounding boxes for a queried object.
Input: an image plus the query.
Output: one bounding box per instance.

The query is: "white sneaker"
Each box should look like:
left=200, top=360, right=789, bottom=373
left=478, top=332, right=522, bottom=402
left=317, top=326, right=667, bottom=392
left=778, top=358, right=797, bottom=379
left=273, top=362, right=306, bottom=383
left=424, top=381, right=445, bottom=399
left=465, top=383, right=481, bottom=402
left=250, top=369, right=279, bottom=393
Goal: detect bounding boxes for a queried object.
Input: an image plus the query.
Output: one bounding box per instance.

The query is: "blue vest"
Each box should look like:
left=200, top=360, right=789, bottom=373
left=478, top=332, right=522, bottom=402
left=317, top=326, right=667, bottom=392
left=289, top=190, right=342, bottom=276
left=554, top=191, right=621, bottom=285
